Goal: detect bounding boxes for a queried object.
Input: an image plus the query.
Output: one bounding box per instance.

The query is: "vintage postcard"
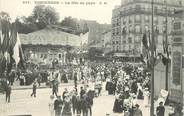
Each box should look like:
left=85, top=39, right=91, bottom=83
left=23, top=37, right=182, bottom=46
left=0, top=0, right=184, bottom=116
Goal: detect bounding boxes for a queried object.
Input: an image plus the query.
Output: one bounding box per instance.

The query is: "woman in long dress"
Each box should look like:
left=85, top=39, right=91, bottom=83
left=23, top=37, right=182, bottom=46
left=61, top=95, right=72, bottom=116
left=137, top=83, right=143, bottom=99
left=113, top=94, right=123, bottom=113
left=48, top=95, right=55, bottom=116
left=143, top=88, right=149, bottom=107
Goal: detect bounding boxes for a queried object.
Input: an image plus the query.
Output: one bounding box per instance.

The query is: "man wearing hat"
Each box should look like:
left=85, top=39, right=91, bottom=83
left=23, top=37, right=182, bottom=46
left=133, top=104, right=143, bottom=116
left=54, top=96, right=63, bottom=116
left=156, top=102, right=165, bottom=116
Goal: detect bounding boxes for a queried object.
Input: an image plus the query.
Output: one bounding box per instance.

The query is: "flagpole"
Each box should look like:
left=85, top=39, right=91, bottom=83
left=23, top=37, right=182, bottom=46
left=150, top=0, right=155, bottom=115
left=165, top=0, right=169, bottom=91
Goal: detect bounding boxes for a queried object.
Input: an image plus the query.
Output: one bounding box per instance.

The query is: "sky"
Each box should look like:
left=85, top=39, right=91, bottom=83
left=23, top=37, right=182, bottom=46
left=0, top=0, right=121, bottom=24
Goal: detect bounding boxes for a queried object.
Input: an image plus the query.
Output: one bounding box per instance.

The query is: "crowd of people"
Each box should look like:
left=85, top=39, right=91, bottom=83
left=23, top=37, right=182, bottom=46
left=102, top=63, right=150, bottom=116
left=48, top=86, right=95, bottom=116
left=1, top=61, right=183, bottom=116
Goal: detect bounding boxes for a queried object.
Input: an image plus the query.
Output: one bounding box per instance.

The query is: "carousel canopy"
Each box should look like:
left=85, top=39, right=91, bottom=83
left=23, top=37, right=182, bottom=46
left=19, top=27, right=83, bottom=47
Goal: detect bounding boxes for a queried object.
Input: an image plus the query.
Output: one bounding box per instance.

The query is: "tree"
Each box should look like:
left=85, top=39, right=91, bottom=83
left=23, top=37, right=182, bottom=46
left=0, top=11, right=11, bottom=21
left=15, top=17, right=39, bottom=34
left=60, top=17, right=78, bottom=30
left=27, top=5, right=59, bottom=29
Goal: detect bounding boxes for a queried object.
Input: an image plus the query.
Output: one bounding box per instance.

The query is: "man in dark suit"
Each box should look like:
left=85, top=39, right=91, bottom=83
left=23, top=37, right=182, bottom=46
left=156, top=102, right=165, bottom=116
left=80, top=87, right=86, bottom=99
left=5, top=84, right=11, bottom=103
left=31, top=81, right=37, bottom=97
left=54, top=96, right=63, bottom=116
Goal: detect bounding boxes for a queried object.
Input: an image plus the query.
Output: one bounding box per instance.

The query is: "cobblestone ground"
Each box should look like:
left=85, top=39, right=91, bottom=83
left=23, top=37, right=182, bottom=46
left=0, top=82, right=170, bottom=116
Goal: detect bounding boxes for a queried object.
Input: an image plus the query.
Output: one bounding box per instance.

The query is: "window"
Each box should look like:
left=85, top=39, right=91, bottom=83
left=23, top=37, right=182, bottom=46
left=128, top=37, right=132, bottom=43
left=135, top=25, right=141, bottom=33
left=163, top=26, right=166, bottom=33
left=129, top=16, right=133, bottom=23
left=135, top=36, right=139, bottom=43
left=135, top=15, right=141, bottom=22
left=113, top=46, right=115, bottom=51
left=154, top=26, right=159, bottom=34
left=174, top=22, right=181, bottom=30
left=145, top=15, right=149, bottom=22
left=129, top=6, right=133, bottom=11
left=154, top=6, right=158, bottom=13
left=135, top=5, right=141, bottom=10
left=129, top=25, right=133, bottom=33
left=163, top=18, right=166, bottom=24
left=116, top=46, right=119, bottom=52
left=123, top=17, right=126, bottom=24
left=145, top=25, right=149, bottom=32
left=154, top=16, right=158, bottom=23
left=122, top=27, right=127, bottom=34
left=59, top=54, right=61, bottom=58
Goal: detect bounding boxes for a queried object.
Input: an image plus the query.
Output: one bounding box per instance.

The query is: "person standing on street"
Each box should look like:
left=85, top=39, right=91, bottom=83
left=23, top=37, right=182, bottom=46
left=49, top=95, right=55, bottom=116
left=61, top=94, right=72, bottom=116
left=71, top=90, right=78, bottom=115
left=52, top=81, right=58, bottom=97
left=156, top=102, right=165, bottom=116
left=62, top=88, right=68, bottom=100
left=80, top=87, right=86, bottom=99
left=31, top=81, right=37, bottom=97
left=5, top=83, right=11, bottom=103
left=37, top=73, right=42, bottom=87
left=133, top=104, right=143, bottom=116
left=74, top=72, right=78, bottom=88
left=54, top=96, right=63, bottom=116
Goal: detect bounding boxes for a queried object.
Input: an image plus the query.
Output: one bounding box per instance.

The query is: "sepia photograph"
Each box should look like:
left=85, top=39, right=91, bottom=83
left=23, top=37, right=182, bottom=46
left=0, top=0, right=184, bottom=116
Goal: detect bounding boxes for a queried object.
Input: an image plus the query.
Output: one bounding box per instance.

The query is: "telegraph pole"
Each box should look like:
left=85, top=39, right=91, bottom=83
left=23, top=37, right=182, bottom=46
left=150, top=0, right=155, bottom=115
left=165, top=0, right=169, bottom=91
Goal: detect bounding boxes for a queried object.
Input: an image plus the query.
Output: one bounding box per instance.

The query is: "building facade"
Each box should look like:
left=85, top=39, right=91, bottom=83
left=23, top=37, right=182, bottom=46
left=101, top=30, right=112, bottom=54
left=111, top=0, right=183, bottom=59
left=169, top=10, right=184, bottom=108
left=77, top=20, right=111, bottom=45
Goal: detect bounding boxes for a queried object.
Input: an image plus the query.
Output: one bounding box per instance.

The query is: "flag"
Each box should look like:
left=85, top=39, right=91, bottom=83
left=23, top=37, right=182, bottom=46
left=12, top=33, right=21, bottom=66
left=0, top=53, right=6, bottom=74
left=1, top=20, right=11, bottom=52
left=4, top=51, right=10, bottom=63
left=7, top=23, right=19, bottom=73
left=142, top=33, right=148, bottom=49
left=142, top=31, right=157, bottom=69
left=0, top=30, right=2, bottom=51
left=162, top=36, right=170, bottom=65
left=17, top=45, right=25, bottom=69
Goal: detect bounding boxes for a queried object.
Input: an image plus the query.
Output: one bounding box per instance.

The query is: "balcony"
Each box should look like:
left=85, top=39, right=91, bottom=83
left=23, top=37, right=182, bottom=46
left=120, top=8, right=176, bottom=17
left=171, top=30, right=183, bottom=35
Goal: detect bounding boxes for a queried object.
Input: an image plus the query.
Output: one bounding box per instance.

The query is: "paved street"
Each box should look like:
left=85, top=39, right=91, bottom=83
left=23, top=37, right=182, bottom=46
left=0, top=82, right=170, bottom=116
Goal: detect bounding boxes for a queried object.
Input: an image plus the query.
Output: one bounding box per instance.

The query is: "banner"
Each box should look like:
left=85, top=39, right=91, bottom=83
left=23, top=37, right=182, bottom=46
left=156, top=89, right=168, bottom=106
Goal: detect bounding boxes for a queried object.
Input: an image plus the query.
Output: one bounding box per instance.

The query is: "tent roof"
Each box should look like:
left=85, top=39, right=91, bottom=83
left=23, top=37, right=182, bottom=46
left=19, top=28, right=82, bottom=47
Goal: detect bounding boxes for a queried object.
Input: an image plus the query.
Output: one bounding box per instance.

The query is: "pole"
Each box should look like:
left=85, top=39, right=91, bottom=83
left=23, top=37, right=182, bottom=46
left=150, top=0, right=155, bottom=115
left=165, top=0, right=169, bottom=91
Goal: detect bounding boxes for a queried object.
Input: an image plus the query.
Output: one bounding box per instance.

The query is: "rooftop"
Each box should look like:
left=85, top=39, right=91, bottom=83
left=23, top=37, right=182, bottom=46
left=19, top=27, right=83, bottom=47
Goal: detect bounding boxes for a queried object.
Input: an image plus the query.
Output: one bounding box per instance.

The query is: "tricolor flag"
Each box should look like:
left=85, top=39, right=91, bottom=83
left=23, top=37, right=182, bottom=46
left=12, top=32, right=25, bottom=69
left=162, top=37, right=170, bottom=65
left=142, top=31, right=157, bottom=68
left=12, top=33, right=21, bottom=65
